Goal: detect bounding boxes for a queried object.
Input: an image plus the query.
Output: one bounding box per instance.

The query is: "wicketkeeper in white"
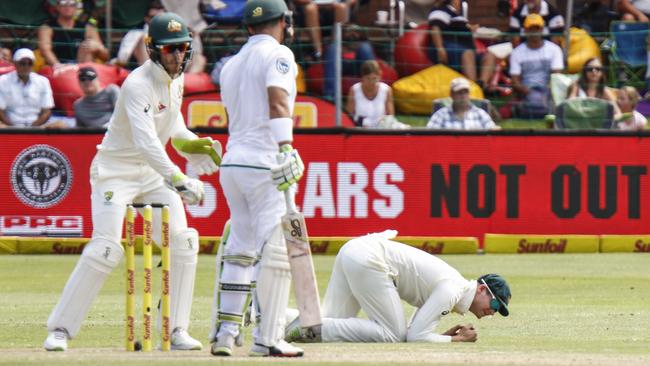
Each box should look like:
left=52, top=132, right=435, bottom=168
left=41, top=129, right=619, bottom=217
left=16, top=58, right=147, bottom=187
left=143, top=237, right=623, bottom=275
left=44, top=13, right=222, bottom=351
left=286, top=230, right=512, bottom=343
left=208, top=0, right=305, bottom=358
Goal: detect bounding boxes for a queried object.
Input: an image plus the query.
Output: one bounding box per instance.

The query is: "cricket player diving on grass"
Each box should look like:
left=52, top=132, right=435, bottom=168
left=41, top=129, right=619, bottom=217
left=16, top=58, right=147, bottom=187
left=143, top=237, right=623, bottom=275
left=208, top=0, right=305, bottom=358
left=286, top=230, right=512, bottom=343
left=43, top=13, right=222, bottom=351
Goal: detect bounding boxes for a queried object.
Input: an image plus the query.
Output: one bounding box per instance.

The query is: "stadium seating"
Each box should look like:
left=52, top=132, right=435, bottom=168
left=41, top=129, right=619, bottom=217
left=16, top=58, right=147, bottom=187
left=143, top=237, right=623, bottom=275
left=607, top=21, right=649, bottom=88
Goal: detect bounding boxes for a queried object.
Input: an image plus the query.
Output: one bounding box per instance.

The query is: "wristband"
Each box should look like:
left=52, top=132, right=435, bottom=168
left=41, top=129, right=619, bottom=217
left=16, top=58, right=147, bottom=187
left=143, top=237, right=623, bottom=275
left=269, top=117, right=293, bottom=144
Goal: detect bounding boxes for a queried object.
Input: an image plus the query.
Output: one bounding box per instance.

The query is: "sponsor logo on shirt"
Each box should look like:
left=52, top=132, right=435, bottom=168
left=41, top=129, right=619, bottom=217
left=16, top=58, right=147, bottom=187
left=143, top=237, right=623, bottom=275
left=104, top=191, right=113, bottom=205
left=144, top=104, right=151, bottom=113
left=158, top=103, right=167, bottom=111
left=276, top=58, right=290, bottom=74
left=10, top=145, right=73, bottom=208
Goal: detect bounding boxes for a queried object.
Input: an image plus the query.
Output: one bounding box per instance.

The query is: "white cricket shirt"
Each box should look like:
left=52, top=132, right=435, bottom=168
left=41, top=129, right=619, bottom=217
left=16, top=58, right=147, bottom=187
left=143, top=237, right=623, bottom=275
left=220, top=34, right=297, bottom=167
left=97, top=60, right=194, bottom=180
left=363, top=231, right=477, bottom=342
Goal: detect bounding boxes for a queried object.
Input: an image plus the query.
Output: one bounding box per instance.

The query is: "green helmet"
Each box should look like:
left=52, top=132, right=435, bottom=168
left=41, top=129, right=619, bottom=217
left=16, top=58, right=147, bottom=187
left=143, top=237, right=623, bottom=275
left=243, top=0, right=289, bottom=26
left=148, top=12, right=192, bottom=46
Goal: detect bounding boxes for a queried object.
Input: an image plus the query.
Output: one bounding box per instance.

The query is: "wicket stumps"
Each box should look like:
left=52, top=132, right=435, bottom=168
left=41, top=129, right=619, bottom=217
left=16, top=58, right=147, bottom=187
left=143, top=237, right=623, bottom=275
left=125, top=203, right=171, bottom=352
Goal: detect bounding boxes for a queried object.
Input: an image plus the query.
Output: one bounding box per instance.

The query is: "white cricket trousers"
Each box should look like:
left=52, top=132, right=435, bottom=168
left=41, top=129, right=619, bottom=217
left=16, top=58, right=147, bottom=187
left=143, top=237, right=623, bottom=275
left=321, top=236, right=407, bottom=342
left=47, top=156, right=190, bottom=337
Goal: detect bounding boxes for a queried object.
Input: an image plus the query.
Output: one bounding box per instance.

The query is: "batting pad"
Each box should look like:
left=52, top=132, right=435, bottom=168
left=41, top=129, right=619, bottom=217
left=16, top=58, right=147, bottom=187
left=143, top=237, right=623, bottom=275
left=255, top=225, right=291, bottom=347
left=484, top=234, right=599, bottom=253
left=170, top=229, right=199, bottom=331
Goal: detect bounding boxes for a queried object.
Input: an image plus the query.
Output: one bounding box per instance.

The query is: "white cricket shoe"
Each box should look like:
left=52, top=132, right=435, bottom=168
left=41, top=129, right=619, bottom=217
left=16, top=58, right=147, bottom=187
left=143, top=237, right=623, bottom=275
left=249, top=339, right=304, bottom=357
left=43, top=328, right=68, bottom=351
left=170, top=328, right=202, bottom=350
left=210, top=331, right=244, bottom=356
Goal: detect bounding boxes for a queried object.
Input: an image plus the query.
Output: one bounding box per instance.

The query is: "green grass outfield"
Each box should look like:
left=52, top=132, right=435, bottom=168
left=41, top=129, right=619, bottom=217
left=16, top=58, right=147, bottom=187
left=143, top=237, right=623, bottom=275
left=0, top=253, right=648, bottom=366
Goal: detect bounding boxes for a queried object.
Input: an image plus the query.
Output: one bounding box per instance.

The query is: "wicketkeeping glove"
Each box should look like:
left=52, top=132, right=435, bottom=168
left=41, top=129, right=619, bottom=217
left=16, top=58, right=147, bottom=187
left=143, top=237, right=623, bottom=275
left=171, top=137, right=222, bottom=176
left=271, top=144, right=304, bottom=191
left=167, top=171, right=205, bottom=205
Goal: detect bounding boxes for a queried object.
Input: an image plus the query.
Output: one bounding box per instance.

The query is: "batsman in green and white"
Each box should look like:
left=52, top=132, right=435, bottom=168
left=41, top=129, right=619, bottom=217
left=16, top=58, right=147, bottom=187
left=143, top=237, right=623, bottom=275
left=209, top=0, right=309, bottom=358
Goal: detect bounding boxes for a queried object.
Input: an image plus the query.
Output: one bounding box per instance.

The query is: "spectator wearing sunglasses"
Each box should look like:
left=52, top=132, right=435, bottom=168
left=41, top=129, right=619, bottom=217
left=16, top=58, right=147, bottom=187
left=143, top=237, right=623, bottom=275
left=566, top=58, right=618, bottom=112
left=0, top=48, right=54, bottom=128
left=285, top=230, right=511, bottom=344
left=73, top=66, right=119, bottom=128
left=38, top=0, right=109, bottom=68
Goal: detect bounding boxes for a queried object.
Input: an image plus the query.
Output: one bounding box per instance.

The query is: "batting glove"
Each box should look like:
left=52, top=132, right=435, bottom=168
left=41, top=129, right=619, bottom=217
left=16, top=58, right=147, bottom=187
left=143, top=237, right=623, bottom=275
left=172, top=137, right=222, bottom=176
left=168, top=171, right=205, bottom=205
left=271, top=144, right=304, bottom=191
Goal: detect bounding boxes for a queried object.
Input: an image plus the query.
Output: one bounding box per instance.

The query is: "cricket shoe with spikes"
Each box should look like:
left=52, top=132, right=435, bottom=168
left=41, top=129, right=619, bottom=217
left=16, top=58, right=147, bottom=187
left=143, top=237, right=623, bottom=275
left=249, top=340, right=304, bottom=357
left=210, top=332, right=244, bottom=356
left=285, top=317, right=322, bottom=343
left=44, top=328, right=69, bottom=351
left=170, top=328, right=203, bottom=350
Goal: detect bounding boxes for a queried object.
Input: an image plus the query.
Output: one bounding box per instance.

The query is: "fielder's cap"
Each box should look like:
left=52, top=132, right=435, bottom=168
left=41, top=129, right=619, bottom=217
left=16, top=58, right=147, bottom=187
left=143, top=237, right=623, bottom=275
left=523, top=13, right=545, bottom=29
left=478, top=273, right=511, bottom=316
left=78, top=66, right=98, bottom=80
left=450, top=77, right=471, bottom=93
left=13, top=48, right=35, bottom=62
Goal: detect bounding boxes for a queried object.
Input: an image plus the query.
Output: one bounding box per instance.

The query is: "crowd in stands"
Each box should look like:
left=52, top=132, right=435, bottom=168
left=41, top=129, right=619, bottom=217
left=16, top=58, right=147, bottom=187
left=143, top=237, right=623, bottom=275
left=0, top=0, right=648, bottom=130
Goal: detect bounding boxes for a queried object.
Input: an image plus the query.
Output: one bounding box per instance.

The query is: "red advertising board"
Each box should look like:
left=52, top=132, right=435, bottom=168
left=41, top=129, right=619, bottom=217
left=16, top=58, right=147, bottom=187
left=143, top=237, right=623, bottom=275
left=2, top=132, right=650, bottom=240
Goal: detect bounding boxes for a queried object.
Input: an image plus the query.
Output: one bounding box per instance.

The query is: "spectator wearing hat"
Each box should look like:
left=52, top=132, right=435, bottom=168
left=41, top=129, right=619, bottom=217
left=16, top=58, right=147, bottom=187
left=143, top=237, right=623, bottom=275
left=0, top=49, right=55, bottom=128
left=478, top=0, right=564, bottom=93
left=509, top=14, right=564, bottom=119
left=73, top=66, right=120, bottom=128
left=426, top=77, right=498, bottom=130
left=38, top=0, right=109, bottom=68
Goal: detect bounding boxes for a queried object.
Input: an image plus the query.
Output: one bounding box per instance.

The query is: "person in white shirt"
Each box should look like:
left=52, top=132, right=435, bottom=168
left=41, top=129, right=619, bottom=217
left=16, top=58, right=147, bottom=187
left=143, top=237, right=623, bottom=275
left=0, top=48, right=54, bottom=128
left=209, top=0, right=305, bottom=358
left=616, top=86, right=648, bottom=131
left=286, top=230, right=511, bottom=343
left=43, top=13, right=221, bottom=352
left=427, top=77, right=498, bottom=130
left=346, top=60, right=394, bottom=128
left=509, top=14, right=564, bottom=118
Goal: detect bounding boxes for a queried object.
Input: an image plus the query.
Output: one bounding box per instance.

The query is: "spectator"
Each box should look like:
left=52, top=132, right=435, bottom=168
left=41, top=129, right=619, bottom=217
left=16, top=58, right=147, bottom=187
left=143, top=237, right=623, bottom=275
left=509, top=14, right=564, bottom=119
left=616, top=86, right=647, bottom=130
left=323, top=25, right=375, bottom=99
left=0, top=49, right=54, bottom=128
left=566, top=57, right=620, bottom=113
left=290, top=0, right=324, bottom=60
left=114, top=1, right=166, bottom=67
left=346, top=60, right=394, bottom=127
left=427, top=0, right=479, bottom=81
left=509, top=0, right=565, bottom=47
left=618, top=0, right=650, bottom=22
left=38, top=0, right=109, bottom=67
left=478, top=0, right=565, bottom=91
left=426, top=77, right=498, bottom=130
left=73, top=66, right=119, bottom=128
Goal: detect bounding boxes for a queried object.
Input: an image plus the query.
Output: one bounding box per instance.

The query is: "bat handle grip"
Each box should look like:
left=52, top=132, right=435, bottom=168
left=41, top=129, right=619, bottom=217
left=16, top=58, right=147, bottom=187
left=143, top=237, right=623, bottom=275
left=284, top=186, right=298, bottom=213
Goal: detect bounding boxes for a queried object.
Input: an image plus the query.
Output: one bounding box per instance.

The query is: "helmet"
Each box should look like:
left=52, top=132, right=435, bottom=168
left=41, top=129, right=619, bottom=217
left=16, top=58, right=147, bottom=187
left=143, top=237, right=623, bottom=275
left=243, top=0, right=289, bottom=26
left=148, top=12, right=193, bottom=45
left=146, top=12, right=193, bottom=76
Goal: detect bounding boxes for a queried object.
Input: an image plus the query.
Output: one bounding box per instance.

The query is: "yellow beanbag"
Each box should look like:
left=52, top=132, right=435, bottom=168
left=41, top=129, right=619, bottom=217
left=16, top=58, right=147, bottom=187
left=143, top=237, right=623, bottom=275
left=567, top=27, right=602, bottom=74
left=393, top=64, right=484, bottom=115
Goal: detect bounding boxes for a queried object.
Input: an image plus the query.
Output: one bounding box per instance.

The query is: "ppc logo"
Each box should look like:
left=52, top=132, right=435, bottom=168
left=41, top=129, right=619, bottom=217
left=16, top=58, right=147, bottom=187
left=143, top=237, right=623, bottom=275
left=10, top=145, right=73, bottom=208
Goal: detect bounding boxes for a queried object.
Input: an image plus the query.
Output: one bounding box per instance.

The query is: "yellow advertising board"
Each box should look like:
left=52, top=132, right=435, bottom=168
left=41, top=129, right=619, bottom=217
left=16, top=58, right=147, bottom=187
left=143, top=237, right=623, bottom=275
left=484, top=234, right=599, bottom=253
left=187, top=100, right=318, bottom=128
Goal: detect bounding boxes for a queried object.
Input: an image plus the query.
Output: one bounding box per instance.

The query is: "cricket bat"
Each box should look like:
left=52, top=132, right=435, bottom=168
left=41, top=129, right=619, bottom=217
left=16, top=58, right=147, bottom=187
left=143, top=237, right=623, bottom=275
left=281, top=188, right=322, bottom=332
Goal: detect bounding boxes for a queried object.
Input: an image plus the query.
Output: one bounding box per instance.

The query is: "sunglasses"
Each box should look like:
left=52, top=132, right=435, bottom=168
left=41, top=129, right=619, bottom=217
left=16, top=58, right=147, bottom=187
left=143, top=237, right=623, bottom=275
left=16, top=60, right=33, bottom=66
left=157, top=42, right=190, bottom=54
left=585, top=66, right=602, bottom=73
left=78, top=76, right=95, bottom=82
left=481, top=279, right=501, bottom=312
